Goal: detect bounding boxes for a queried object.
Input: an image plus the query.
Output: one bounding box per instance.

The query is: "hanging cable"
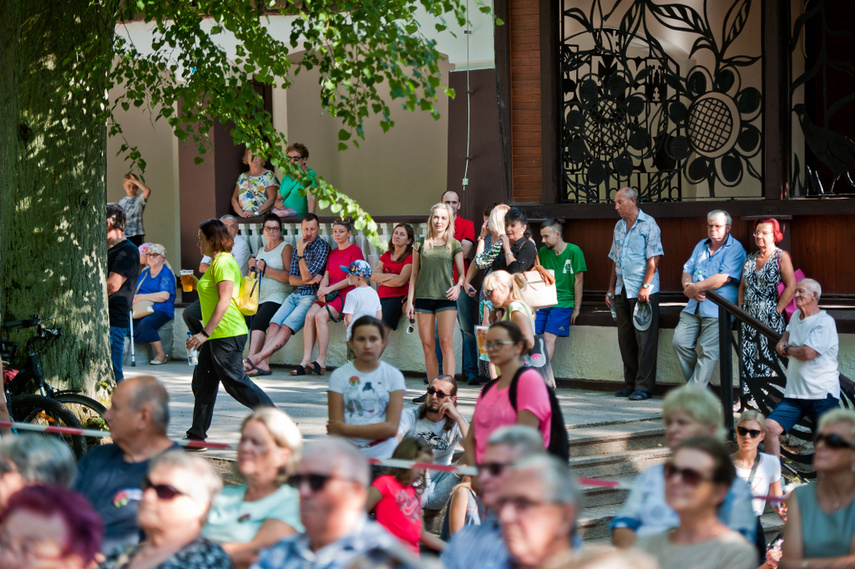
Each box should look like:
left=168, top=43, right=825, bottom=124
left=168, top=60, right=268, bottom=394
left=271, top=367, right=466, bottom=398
left=461, top=0, right=473, bottom=209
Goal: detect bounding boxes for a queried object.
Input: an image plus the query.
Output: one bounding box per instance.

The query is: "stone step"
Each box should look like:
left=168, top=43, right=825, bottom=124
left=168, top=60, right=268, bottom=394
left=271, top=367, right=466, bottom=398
left=569, top=447, right=671, bottom=479
left=567, top=420, right=665, bottom=458
left=581, top=476, right=633, bottom=508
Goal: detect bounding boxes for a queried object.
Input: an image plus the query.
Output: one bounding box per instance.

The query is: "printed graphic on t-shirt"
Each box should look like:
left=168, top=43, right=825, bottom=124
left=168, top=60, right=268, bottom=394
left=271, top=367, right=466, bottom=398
left=344, top=376, right=384, bottom=421
left=397, top=488, right=421, bottom=524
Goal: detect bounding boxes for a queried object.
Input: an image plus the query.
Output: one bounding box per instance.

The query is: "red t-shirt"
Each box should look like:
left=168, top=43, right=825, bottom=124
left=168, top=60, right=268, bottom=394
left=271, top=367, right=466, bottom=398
left=326, top=244, right=364, bottom=304
left=372, top=475, right=422, bottom=555
left=377, top=251, right=413, bottom=298
left=453, top=215, right=475, bottom=281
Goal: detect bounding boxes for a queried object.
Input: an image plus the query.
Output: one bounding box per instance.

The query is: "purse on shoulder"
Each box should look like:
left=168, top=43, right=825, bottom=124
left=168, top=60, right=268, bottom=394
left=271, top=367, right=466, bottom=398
left=520, top=256, right=558, bottom=310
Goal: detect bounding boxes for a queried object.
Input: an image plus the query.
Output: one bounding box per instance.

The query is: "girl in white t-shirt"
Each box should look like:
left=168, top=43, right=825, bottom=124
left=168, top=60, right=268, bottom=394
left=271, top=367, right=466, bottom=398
left=327, top=316, right=406, bottom=460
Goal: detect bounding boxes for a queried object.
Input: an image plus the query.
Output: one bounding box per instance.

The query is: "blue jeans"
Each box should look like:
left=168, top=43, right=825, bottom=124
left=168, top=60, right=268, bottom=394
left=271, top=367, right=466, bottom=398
left=110, top=326, right=130, bottom=382
left=435, top=293, right=479, bottom=381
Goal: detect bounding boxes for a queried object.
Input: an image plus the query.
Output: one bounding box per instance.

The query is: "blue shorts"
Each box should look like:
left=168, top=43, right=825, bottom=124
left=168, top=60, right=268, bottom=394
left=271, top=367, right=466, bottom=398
left=768, top=395, right=840, bottom=433
left=414, top=298, right=457, bottom=314
left=535, top=306, right=574, bottom=337
left=270, top=294, right=316, bottom=333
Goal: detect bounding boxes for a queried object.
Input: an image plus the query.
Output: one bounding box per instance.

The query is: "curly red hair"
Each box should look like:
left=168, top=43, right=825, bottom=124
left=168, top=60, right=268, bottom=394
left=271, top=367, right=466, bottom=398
left=753, top=217, right=784, bottom=243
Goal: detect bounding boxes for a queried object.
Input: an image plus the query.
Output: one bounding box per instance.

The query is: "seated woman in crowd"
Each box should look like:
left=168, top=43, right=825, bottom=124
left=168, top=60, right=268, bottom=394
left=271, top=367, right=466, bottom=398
left=372, top=223, right=414, bottom=330
left=780, top=408, right=855, bottom=569
left=463, top=321, right=552, bottom=464
left=611, top=385, right=757, bottom=548
left=327, top=316, right=405, bottom=465
left=0, top=484, right=103, bottom=569
left=230, top=148, right=279, bottom=219
left=133, top=243, right=176, bottom=365
left=202, top=408, right=303, bottom=569
left=245, top=214, right=293, bottom=372
left=99, top=450, right=231, bottom=568
left=636, top=436, right=757, bottom=569
left=291, top=219, right=363, bottom=376
left=406, top=203, right=465, bottom=381
left=0, top=435, right=76, bottom=512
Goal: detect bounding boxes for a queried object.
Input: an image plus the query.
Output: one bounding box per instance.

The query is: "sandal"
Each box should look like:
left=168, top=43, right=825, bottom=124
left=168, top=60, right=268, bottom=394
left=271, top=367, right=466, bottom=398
left=310, top=361, right=326, bottom=375
left=290, top=364, right=307, bottom=376
left=243, top=358, right=255, bottom=372
left=248, top=367, right=272, bottom=376
left=150, top=357, right=168, bottom=365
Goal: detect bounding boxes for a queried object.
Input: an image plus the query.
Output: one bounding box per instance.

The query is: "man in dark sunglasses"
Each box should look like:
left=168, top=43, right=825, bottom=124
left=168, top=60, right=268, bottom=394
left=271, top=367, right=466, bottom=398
left=398, top=375, right=470, bottom=511
left=254, top=437, right=413, bottom=568
left=442, top=425, right=545, bottom=569
left=766, top=278, right=841, bottom=459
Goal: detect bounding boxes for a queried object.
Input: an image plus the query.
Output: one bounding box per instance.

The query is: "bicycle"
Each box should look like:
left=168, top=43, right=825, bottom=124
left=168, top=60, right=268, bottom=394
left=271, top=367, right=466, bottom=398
left=1, top=316, right=111, bottom=457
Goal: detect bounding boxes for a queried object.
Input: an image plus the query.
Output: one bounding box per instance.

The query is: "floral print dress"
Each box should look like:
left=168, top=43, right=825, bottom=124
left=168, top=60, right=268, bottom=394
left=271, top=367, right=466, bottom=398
left=739, top=248, right=786, bottom=379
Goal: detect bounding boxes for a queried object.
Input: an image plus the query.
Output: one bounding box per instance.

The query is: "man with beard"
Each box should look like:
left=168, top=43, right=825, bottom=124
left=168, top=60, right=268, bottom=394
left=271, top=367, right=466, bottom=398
left=536, top=218, right=587, bottom=362
left=398, top=374, right=469, bottom=510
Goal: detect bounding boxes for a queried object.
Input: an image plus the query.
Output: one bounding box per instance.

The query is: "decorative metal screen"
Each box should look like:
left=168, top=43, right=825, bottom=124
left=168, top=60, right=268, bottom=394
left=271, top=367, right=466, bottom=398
left=790, top=0, right=855, bottom=197
left=560, top=0, right=764, bottom=203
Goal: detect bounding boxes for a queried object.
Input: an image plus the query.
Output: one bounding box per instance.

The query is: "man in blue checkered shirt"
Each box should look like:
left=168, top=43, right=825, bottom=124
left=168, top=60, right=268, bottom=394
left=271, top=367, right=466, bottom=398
left=246, top=213, right=330, bottom=375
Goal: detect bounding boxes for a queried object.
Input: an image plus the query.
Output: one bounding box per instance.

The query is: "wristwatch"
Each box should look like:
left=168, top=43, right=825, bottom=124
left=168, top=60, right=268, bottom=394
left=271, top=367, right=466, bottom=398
left=783, top=344, right=791, bottom=355
left=641, top=283, right=653, bottom=289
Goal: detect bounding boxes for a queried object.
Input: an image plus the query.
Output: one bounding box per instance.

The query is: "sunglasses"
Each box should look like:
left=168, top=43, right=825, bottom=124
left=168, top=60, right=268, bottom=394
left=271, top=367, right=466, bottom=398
left=479, top=462, right=511, bottom=476
left=663, top=462, right=711, bottom=487
left=288, top=473, right=336, bottom=492
left=815, top=433, right=855, bottom=450
left=736, top=426, right=763, bottom=438
left=406, top=318, right=415, bottom=335
left=141, top=476, right=186, bottom=500
left=427, top=387, right=451, bottom=399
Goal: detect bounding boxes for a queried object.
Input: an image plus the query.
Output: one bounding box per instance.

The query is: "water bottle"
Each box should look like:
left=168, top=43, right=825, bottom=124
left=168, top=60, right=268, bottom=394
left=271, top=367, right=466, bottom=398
left=187, top=332, right=199, bottom=366
left=609, top=294, right=618, bottom=321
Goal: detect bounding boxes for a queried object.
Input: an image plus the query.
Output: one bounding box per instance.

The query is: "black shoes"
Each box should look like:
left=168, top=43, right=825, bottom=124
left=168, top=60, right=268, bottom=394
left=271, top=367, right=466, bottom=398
left=615, top=388, right=633, bottom=397
left=629, top=390, right=652, bottom=401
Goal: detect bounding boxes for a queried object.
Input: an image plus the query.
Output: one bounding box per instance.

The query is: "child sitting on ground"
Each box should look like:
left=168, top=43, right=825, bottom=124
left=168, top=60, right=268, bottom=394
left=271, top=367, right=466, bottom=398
left=340, top=260, right=382, bottom=357
left=366, top=437, right=446, bottom=555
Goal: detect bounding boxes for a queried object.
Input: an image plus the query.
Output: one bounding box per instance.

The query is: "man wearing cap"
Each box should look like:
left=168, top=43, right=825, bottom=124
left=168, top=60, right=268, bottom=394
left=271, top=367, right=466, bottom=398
left=605, top=187, right=664, bottom=401
left=672, top=210, right=746, bottom=387
left=341, top=259, right=382, bottom=340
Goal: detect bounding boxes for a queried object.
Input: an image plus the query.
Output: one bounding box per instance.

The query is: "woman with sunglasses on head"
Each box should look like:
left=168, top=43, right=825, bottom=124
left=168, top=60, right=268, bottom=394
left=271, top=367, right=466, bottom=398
left=482, top=270, right=535, bottom=356
left=245, top=214, right=293, bottom=370
left=133, top=243, right=176, bottom=365
left=779, top=408, right=855, bottom=569
left=611, top=385, right=757, bottom=550
left=636, top=436, right=757, bottom=569
left=202, top=408, right=303, bottom=569
left=462, top=321, right=552, bottom=465
left=98, top=450, right=231, bottom=569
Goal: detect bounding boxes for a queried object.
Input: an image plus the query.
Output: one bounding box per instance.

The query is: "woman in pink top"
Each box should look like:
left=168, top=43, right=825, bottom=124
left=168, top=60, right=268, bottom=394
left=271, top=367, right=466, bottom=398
left=463, top=320, right=552, bottom=464
left=292, top=220, right=363, bottom=376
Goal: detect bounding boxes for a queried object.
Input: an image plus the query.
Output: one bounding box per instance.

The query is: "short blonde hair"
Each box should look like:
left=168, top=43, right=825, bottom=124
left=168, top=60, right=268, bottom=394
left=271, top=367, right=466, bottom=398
left=239, top=407, right=304, bottom=485
left=663, top=385, right=722, bottom=433
left=817, top=407, right=855, bottom=438
left=737, top=409, right=767, bottom=432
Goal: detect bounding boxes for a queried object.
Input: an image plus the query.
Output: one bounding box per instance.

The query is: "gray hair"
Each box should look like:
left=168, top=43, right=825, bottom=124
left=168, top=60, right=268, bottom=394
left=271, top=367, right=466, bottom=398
left=127, top=376, right=170, bottom=434
left=149, top=450, right=222, bottom=505
left=707, top=209, right=732, bottom=226
left=487, top=425, right=545, bottom=460
left=514, top=454, right=583, bottom=508
left=799, top=278, right=822, bottom=300
left=0, top=434, right=76, bottom=487
left=240, top=407, right=303, bottom=484
left=219, top=214, right=237, bottom=223
left=303, top=437, right=370, bottom=487
left=618, top=187, right=637, bottom=201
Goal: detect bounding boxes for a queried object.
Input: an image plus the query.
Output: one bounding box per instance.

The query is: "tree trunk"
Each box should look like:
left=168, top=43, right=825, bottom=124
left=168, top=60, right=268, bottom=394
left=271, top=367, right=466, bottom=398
left=0, top=1, right=117, bottom=394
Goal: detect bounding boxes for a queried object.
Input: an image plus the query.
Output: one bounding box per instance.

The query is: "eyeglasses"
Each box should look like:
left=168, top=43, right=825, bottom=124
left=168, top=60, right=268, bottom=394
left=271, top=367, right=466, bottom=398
left=485, top=340, right=515, bottom=350
left=263, top=226, right=281, bottom=232
left=736, top=426, right=763, bottom=438
left=479, top=462, right=511, bottom=476
left=289, top=473, right=343, bottom=492
left=145, top=252, right=161, bottom=257
left=141, top=477, right=186, bottom=500
left=815, top=433, right=855, bottom=450
left=288, top=154, right=303, bottom=162
left=663, top=462, right=711, bottom=487
left=495, top=496, right=544, bottom=513
left=427, top=387, right=451, bottom=399
left=753, top=231, right=773, bottom=237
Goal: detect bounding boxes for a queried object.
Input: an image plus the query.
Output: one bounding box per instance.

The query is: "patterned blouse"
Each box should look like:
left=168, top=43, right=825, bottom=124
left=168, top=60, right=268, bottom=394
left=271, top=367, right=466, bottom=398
left=98, top=537, right=233, bottom=569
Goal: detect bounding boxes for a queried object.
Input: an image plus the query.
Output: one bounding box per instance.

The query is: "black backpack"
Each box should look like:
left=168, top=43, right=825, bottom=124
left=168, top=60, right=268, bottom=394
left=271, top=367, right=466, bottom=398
left=481, top=367, right=570, bottom=461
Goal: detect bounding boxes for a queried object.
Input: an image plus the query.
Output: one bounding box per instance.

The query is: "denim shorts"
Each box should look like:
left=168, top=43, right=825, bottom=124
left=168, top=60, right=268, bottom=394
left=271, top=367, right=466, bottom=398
left=414, top=298, right=457, bottom=314
left=270, top=294, right=316, bottom=333
left=768, top=395, right=840, bottom=433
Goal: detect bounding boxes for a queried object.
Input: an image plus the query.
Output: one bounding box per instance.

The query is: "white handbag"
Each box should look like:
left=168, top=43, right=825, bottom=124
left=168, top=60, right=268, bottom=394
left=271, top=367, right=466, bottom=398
left=520, top=257, right=557, bottom=310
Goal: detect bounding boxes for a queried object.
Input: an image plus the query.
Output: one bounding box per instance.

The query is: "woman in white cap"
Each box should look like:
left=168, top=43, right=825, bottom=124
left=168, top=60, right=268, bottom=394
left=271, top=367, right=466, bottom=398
left=133, top=243, right=176, bottom=364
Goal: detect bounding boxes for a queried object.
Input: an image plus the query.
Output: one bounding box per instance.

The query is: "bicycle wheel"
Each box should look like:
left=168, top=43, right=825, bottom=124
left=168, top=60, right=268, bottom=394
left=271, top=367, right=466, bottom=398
left=54, top=393, right=111, bottom=450
left=9, top=394, right=86, bottom=459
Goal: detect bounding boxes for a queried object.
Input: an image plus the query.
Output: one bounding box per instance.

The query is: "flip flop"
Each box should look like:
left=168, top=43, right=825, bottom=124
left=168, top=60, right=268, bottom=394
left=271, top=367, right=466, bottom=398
left=243, top=358, right=255, bottom=371
left=310, top=361, right=326, bottom=375
left=290, top=365, right=307, bottom=376
left=248, top=367, right=273, bottom=377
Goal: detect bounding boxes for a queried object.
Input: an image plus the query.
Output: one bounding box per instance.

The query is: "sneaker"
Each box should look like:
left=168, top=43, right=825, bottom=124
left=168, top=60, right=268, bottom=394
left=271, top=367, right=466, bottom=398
left=182, top=435, right=207, bottom=452
left=615, top=388, right=633, bottom=397
left=412, top=394, right=427, bottom=404
left=629, top=390, right=652, bottom=401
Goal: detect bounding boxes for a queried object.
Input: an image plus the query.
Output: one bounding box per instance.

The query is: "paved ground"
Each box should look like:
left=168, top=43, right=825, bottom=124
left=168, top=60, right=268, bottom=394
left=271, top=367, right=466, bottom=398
left=125, top=360, right=665, bottom=461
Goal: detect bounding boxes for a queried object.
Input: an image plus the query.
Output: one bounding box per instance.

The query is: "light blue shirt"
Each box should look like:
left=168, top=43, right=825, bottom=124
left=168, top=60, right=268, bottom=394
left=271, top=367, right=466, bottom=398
left=608, top=210, right=664, bottom=298
left=682, top=234, right=747, bottom=318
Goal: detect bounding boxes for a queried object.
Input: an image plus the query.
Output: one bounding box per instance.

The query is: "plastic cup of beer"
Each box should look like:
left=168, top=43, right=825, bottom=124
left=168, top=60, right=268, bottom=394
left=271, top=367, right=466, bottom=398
left=180, top=270, right=196, bottom=292
left=475, top=325, right=489, bottom=356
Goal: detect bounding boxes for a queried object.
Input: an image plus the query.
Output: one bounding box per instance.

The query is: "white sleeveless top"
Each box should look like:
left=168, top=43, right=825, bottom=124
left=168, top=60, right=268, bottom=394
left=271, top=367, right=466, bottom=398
left=256, top=240, right=292, bottom=304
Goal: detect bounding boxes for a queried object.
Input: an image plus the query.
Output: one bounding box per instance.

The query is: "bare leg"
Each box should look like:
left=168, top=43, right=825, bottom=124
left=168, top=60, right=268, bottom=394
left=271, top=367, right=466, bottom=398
left=150, top=340, right=166, bottom=361
left=417, top=312, right=439, bottom=381
left=436, top=309, right=458, bottom=376
left=300, top=305, right=322, bottom=366
left=544, top=333, right=558, bottom=362
left=252, top=323, right=293, bottom=370
left=315, top=307, right=337, bottom=368
left=247, top=330, right=267, bottom=363
left=765, top=418, right=784, bottom=458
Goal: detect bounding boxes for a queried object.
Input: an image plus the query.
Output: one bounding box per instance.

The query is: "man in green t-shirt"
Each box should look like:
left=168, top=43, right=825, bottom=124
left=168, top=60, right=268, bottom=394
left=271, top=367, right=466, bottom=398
left=536, top=219, right=587, bottom=361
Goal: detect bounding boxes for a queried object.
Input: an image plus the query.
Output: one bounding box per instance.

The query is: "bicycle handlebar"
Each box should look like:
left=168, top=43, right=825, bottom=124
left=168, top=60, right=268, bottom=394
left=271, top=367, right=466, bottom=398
left=2, top=316, right=39, bottom=330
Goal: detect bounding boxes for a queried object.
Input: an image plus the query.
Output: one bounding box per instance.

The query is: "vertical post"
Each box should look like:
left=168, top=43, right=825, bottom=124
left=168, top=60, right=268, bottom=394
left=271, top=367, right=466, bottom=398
left=718, top=304, right=734, bottom=440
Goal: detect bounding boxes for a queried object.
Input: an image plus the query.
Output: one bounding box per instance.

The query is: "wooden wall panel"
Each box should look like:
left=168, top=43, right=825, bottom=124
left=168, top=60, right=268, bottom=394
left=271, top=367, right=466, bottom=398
left=790, top=215, right=855, bottom=297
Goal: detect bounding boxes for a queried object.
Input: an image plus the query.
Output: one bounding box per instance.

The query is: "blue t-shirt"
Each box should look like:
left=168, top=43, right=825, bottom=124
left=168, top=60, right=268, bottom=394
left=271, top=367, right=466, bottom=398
left=136, top=266, right=176, bottom=318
